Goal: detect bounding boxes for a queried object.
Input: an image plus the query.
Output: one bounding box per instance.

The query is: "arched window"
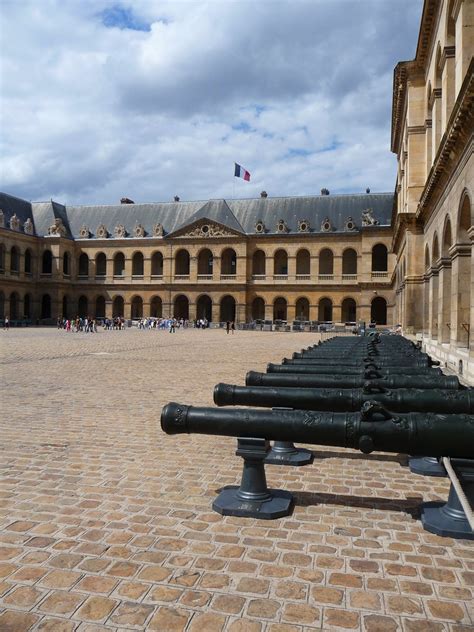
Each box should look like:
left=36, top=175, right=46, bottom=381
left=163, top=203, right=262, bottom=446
left=10, top=246, right=19, bottom=272
left=220, top=295, right=236, bottom=322
left=24, top=249, right=32, bottom=274
left=318, top=297, right=333, bottom=321
left=251, top=297, right=265, bottom=320
left=371, top=297, right=387, bottom=325
left=41, top=294, right=51, bottom=319
left=151, top=252, right=163, bottom=276
left=112, top=296, right=124, bottom=318
left=371, top=244, right=388, bottom=271
left=197, top=295, right=212, bottom=321
left=24, top=293, right=32, bottom=319
left=274, top=250, right=288, bottom=275
left=95, top=296, right=106, bottom=318
left=78, top=295, right=88, bottom=317
left=442, top=218, right=452, bottom=256
left=174, top=295, right=189, bottom=319
left=95, top=252, right=107, bottom=277
left=342, top=249, right=357, bottom=275
left=319, top=249, right=334, bottom=275
left=150, top=296, right=163, bottom=318
left=131, top=296, right=143, bottom=318
left=175, top=250, right=190, bottom=276
left=78, top=253, right=89, bottom=277
left=9, top=292, right=19, bottom=319
left=273, top=297, right=287, bottom=321
left=221, top=248, right=237, bottom=275
left=252, top=250, right=266, bottom=276
left=113, top=252, right=125, bottom=276
left=295, top=297, right=310, bottom=321
left=457, top=193, right=472, bottom=347
left=341, top=298, right=357, bottom=322
left=197, top=249, right=213, bottom=275
left=0, top=244, right=5, bottom=271
left=132, top=252, right=144, bottom=276
left=296, top=250, right=310, bottom=275
left=42, top=250, right=53, bottom=274
left=63, top=252, right=70, bottom=275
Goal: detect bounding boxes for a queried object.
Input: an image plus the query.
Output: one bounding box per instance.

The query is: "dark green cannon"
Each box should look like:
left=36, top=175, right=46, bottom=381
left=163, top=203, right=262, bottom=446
left=214, top=383, right=474, bottom=413
left=259, top=365, right=442, bottom=377
left=279, top=357, right=436, bottom=367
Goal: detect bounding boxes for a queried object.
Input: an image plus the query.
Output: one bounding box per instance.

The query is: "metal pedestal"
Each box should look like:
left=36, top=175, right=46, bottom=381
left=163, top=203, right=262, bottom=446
left=213, top=437, right=293, bottom=519
left=265, top=440, right=313, bottom=466
left=409, top=456, right=446, bottom=477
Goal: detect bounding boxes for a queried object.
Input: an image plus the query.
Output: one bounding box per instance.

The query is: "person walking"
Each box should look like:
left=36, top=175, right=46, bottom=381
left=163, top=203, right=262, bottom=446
left=4, top=316, right=9, bottom=331
left=226, top=320, right=230, bottom=334
left=231, top=321, right=235, bottom=334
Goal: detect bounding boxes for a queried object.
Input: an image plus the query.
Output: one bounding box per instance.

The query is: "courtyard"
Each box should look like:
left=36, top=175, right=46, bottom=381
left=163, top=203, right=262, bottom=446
left=0, top=327, right=473, bottom=632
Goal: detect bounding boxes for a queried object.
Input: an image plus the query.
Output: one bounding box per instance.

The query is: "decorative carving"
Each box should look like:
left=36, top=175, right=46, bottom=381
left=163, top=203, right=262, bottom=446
left=321, top=217, right=332, bottom=232
left=361, top=209, right=379, bottom=226
left=153, top=223, right=164, bottom=237
left=345, top=216, right=357, bottom=231
left=183, top=222, right=235, bottom=238
left=79, top=224, right=90, bottom=238
left=10, top=214, right=20, bottom=231
left=0, top=210, right=4, bottom=228
left=255, top=220, right=266, bottom=234
left=277, top=219, right=289, bottom=233
left=298, top=219, right=310, bottom=233
left=133, top=223, right=145, bottom=238
left=96, top=224, right=108, bottom=239
left=114, top=224, right=127, bottom=238
left=47, top=218, right=66, bottom=237
left=23, top=218, right=34, bottom=235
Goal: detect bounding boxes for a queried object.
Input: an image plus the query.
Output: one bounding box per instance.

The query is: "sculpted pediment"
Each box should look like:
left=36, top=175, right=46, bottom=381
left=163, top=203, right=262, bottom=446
left=173, top=219, right=241, bottom=239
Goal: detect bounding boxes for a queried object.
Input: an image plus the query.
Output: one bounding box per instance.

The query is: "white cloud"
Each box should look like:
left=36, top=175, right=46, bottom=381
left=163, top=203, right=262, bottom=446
left=0, top=0, right=423, bottom=204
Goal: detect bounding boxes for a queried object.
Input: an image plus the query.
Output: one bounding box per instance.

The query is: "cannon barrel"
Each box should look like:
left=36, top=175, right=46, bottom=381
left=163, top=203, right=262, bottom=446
left=214, top=383, right=474, bottom=413
left=278, top=357, right=435, bottom=367
left=161, top=401, right=474, bottom=459
left=263, top=365, right=442, bottom=376
left=247, top=371, right=461, bottom=390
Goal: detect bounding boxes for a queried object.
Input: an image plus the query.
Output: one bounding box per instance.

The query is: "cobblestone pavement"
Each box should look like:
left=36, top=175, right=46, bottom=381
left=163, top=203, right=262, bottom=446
left=0, top=327, right=473, bottom=632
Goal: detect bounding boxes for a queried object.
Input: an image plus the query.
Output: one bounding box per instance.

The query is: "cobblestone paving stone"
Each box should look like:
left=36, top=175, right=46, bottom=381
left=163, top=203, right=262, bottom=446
left=0, top=327, right=473, bottom=632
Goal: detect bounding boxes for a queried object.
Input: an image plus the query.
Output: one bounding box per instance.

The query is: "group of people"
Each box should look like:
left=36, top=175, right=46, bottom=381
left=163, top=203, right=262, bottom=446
left=57, top=316, right=99, bottom=332
left=54, top=315, right=238, bottom=334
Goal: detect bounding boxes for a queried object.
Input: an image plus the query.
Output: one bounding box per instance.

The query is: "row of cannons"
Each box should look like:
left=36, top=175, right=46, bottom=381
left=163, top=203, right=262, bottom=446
left=161, top=334, right=474, bottom=540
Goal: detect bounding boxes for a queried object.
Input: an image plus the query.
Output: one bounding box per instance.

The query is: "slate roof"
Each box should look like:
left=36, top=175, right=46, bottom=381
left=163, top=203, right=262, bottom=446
left=0, top=191, right=394, bottom=239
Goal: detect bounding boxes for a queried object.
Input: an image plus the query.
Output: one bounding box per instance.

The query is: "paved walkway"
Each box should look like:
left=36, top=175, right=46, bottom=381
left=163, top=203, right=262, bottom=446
left=0, top=328, right=472, bottom=631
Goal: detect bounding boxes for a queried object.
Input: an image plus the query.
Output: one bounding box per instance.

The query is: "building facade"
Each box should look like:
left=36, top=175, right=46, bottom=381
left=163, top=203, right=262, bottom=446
left=0, top=192, right=394, bottom=326
left=391, top=0, right=473, bottom=378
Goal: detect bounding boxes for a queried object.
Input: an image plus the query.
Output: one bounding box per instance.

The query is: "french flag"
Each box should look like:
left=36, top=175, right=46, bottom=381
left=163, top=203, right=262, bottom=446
left=234, top=163, right=251, bottom=181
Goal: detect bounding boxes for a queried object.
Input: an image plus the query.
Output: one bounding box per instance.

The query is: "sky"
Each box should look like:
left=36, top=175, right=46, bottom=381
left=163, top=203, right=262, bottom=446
left=0, top=0, right=423, bottom=205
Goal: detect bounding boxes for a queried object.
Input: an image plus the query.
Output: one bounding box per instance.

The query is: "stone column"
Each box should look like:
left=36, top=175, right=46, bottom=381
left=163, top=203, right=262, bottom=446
left=188, top=301, right=197, bottom=321
left=286, top=302, right=296, bottom=323
left=429, top=268, right=439, bottom=339
left=189, top=256, right=198, bottom=282
left=236, top=302, right=246, bottom=323
left=213, top=256, right=221, bottom=280
left=124, top=256, right=132, bottom=280
left=143, top=255, right=152, bottom=280
left=449, top=243, right=471, bottom=348
left=105, top=300, right=113, bottom=319
left=333, top=255, right=342, bottom=282
left=264, top=303, right=273, bottom=321
left=437, top=259, right=452, bottom=343
left=287, top=255, right=296, bottom=281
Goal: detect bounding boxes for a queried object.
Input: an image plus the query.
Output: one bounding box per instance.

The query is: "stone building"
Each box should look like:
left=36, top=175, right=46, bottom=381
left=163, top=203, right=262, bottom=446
left=0, top=192, right=394, bottom=326
left=391, top=0, right=473, bottom=378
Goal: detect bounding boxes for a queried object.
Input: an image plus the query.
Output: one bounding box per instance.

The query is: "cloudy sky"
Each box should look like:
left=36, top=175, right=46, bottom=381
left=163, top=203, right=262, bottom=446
left=1, top=0, right=423, bottom=205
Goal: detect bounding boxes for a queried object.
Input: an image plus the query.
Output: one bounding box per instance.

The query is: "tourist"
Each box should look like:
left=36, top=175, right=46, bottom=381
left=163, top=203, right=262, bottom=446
left=226, top=320, right=230, bottom=334
left=3, top=316, right=9, bottom=331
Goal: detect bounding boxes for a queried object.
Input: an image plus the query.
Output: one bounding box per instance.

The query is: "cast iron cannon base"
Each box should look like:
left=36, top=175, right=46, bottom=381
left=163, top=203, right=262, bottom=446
left=421, top=460, right=474, bottom=540
left=212, top=437, right=293, bottom=519
left=409, top=456, right=446, bottom=477
left=265, top=441, right=314, bottom=466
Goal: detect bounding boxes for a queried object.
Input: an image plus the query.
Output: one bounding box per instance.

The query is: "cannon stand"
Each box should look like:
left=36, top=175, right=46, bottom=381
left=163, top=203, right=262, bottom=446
left=409, top=456, right=446, bottom=477
left=265, top=408, right=313, bottom=466
left=421, top=459, right=474, bottom=540
left=213, top=437, right=293, bottom=519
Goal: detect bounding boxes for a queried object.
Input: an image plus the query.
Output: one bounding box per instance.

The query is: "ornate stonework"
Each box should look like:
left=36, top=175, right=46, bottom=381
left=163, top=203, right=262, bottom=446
left=298, top=219, right=310, bottom=233
left=24, top=218, right=34, bottom=235
left=47, top=218, right=67, bottom=237
left=10, top=214, right=20, bottom=231
left=255, top=220, right=266, bottom=234
left=361, top=209, right=379, bottom=226
left=345, top=216, right=357, bottom=231
left=0, top=210, right=5, bottom=228
left=114, top=224, right=127, bottom=238
left=321, top=217, right=332, bottom=232
left=277, top=219, right=289, bottom=233
left=182, top=222, right=235, bottom=238
left=133, top=224, right=145, bottom=238
left=79, top=225, right=90, bottom=238
left=153, top=223, right=164, bottom=237
left=96, top=224, right=108, bottom=239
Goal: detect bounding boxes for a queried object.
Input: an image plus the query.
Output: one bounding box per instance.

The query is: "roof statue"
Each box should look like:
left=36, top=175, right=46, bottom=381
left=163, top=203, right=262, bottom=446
left=361, top=208, right=379, bottom=226
left=46, top=218, right=66, bottom=237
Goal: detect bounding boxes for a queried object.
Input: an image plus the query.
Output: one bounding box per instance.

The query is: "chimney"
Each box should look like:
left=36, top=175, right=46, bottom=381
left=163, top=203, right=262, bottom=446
left=174, top=195, right=180, bottom=202
left=260, top=191, right=268, bottom=198
left=120, top=197, right=134, bottom=204
left=320, top=188, right=330, bottom=196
